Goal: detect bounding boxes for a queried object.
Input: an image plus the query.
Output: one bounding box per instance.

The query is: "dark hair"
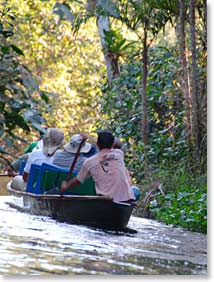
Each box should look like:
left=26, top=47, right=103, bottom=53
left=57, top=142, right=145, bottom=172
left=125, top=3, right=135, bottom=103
left=97, top=130, right=114, bottom=149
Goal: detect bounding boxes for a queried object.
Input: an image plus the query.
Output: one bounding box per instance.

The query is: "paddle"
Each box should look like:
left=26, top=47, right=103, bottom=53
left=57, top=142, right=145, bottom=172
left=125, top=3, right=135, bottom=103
left=0, top=174, right=11, bottom=177
left=65, top=135, right=88, bottom=182
left=45, top=134, right=88, bottom=195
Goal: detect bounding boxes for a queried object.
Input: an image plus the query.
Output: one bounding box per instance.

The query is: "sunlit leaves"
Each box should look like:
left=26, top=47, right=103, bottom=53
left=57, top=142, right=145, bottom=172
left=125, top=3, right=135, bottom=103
left=96, top=0, right=120, bottom=18
left=53, top=2, right=74, bottom=23
left=0, top=2, right=48, bottom=156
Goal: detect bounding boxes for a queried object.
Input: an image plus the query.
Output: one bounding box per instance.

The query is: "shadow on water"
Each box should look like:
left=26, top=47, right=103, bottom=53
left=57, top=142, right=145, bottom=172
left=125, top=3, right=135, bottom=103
left=0, top=196, right=207, bottom=275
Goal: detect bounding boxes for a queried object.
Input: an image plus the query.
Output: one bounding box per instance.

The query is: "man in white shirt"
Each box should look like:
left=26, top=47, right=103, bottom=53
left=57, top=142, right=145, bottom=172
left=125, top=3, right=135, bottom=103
left=11, top=128, right=64, bottom=191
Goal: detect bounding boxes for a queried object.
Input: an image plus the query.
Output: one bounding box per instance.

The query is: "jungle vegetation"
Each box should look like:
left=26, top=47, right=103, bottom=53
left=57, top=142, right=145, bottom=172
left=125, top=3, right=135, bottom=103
left=0, top=0, right=207, bottom=233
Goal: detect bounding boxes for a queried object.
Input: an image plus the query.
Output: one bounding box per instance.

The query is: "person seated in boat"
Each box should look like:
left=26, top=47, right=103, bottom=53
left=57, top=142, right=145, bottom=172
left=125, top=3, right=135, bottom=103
left=52, top=133, right=96, bottom=172
left=10, top=128, right=64, bottom=191
left=81, top=134, right=98, bottom=157
left=6, top=131, right=45, bottom=177
left=113, top=137, right=141, bottom=201
left=60, top=130, right=138, bottom=202
left=113, top=137, right=127, bottom=152
left=82, top=142, right=98, bottom=158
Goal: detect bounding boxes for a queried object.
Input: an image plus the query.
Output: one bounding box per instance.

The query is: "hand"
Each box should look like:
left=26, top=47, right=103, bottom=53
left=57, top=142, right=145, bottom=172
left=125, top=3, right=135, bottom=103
left=60, top=181, right=68, bottom=194
left=6, top=167, right=18, bottom=177
left=80, top=132, right=89, bottom=141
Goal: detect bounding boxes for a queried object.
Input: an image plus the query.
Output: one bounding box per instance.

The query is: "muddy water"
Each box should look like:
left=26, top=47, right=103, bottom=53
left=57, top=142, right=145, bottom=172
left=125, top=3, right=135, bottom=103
left=0, top=196, right=207, bottom=275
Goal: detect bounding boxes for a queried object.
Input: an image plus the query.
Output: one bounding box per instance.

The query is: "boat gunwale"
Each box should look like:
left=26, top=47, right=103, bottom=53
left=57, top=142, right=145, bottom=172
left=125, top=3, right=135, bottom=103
left=7, top=181, right=113, bottom=201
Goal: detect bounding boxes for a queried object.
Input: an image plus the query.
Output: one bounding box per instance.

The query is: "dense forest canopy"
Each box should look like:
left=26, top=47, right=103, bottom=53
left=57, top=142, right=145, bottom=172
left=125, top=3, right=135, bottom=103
left=0, top=0, right=207, bottom=233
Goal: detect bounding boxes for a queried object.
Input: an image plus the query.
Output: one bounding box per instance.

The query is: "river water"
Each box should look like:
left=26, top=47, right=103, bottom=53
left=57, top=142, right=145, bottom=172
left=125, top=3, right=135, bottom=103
left=0, top=195, right=207, bottom=276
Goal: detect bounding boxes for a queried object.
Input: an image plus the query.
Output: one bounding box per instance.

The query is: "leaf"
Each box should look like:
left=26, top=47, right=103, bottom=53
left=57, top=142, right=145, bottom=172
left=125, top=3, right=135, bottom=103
left=23, top=109, right=43, bottom=123
left=10, top=44, right=24, bottom=56
left=31, top=122, right=47, bottom=133
left=10, top=99, right=23, bottom=109
left=53, top=3, right=74, bottom=23
left=4, top=137, right=14, bottom=147
left=1, top=45, right=10, bottom=54
left=1, top=30, right=14, bottom=38
left=40, top=92, right=49, bottom=103
left=13, top=136, right=28, bottom=146
left=19, top=66, right=39, bottom=91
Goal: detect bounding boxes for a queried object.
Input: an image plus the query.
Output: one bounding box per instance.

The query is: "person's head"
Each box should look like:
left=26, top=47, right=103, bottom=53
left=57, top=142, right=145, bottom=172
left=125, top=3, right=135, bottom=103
left=42, top=128, right=64, bottom=156
left=64, top=134, right=91, bottom=154
left=97, top=130, right=114, bottom=150
left=113, top=137, right=126, bottom=153
left=113, top=137, right=123, bottom=149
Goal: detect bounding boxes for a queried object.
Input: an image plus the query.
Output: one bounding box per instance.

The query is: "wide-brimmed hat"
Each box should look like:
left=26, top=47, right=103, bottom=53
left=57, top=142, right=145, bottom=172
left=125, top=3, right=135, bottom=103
left=64, top=134, right=91, bottom=154
left=42, top=128, right=64, bottom=156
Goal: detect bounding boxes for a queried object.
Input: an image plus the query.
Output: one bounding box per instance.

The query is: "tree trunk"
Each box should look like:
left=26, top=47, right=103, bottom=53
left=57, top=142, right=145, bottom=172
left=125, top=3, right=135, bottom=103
left=203, top=0, right=207, bottom=50
left=141, top=28, right=148, bottom=148
left=177, top=0, right=192, bottom=145
left=141, top=27, right=149, bottom=176
left=97, top=16, right=120, bottom=85
left=189, top=0, right=200, bottom=152
left=197, top=0, right=207, bottom=159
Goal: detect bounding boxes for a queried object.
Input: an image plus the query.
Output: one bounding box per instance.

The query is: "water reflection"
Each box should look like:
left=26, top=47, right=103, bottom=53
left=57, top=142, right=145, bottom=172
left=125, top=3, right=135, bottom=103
left=0, top=196, right=207, bottom=275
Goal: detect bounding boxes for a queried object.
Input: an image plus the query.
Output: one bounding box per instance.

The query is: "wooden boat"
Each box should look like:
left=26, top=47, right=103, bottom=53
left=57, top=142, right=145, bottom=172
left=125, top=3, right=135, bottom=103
left=7, top=182, right=136, bottom=230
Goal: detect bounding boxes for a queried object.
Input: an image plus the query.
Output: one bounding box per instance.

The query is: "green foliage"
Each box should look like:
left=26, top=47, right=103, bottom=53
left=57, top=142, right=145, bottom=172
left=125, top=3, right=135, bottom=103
left=0, top=2, right=48, bottom=156
left=146, top=46, right=188, bottom=164
left=0, top=0, right=206, bottom=234
left=103, top=28, right=136, bottom=56
left=149, top=163, right=207, bottom=233
left=95, top=0, right=120, bottom=18
left=98, top=45, right=187, bottom=165
left=97, top=38, right=207, bottom=234
left=6, top=0, right=103, bottom=140
left=53, top=1, right=92, bottom=35
left=53, top=2, right=74, bottom=23
left=118, top=0, right=173, bottom=37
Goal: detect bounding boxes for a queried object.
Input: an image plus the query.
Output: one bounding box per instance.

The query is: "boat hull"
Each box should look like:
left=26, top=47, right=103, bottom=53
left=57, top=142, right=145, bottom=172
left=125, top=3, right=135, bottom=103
left=7, top=183, right=135, bottom=230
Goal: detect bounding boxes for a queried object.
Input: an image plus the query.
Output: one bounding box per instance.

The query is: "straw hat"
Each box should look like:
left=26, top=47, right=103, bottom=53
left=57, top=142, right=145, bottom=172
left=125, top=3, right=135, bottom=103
left=42, top=128, right=64, bottom=156
left=64, top=134, right=91, bottom=154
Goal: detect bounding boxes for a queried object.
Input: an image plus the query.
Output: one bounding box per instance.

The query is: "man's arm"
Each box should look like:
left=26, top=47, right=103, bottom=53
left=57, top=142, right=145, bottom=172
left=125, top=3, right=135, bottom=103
left=6, top=166, right=18, bottom=177
left=60, top=177, right=81, bottom=194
